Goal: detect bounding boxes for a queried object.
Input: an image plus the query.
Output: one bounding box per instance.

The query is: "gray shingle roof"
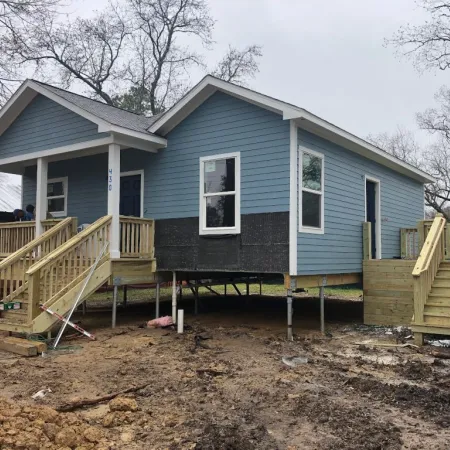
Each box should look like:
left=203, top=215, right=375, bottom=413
left=32, top=80, right=161, bottom=134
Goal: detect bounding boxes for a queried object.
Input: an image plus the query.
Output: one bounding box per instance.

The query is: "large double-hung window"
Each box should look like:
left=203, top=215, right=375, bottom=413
left=299, top=148, right=324, bottom=234
left=199, top=152, right=241, bottom=235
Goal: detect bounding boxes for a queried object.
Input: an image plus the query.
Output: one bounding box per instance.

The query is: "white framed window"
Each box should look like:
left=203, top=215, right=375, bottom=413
left=199, top=152, right=241, bottom=235
left=299, top=147, right=324, bottom=234
left=47, top=177, right=68, bottom=217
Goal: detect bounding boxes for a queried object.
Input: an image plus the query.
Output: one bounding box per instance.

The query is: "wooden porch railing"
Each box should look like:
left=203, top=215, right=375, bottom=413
left=0, top=219, right=69, bottom=256
left=26, top=216, right=111, bottom=322
left=120, top=216, right=155, bottom=258
left=412, top=214, right=447, bottom=325
left=0, top=217, right=77, bottom=305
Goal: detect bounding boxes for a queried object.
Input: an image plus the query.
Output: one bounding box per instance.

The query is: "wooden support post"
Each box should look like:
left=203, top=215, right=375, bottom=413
left=112, top=285, right=118, bottom=328
left=246, top=278, right=250, bottom=296
left=417, top=220, right=426, bottom=251
left=123, top=285, right=128, bottom=308
left=28, top=270, right=41, bottom=323
left=287, top=288, right=293, bottom=341
left=108, top=143, right=121, bottom=259
left=259, top=276, right=262, bottom=296
left=35, top=157, right=48, bottom=238
left=224, top=283, right=227, bottom=296
left=155, top=282, right=160, bottom=318
left=414, top=332, right=424, bottom=346
left=172, top=272, right=177, bottom=323
left=194, top=281, right=199, bottom=315
left=400, top=229, right=406, bottom=259
left=81, top=301, right=86, bottom=316
left=363, top=222, right=372, bottom=260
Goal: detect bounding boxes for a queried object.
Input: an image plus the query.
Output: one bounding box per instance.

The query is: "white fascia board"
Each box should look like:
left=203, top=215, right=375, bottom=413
left=148, top=75, right=301, bottom=136
left=0, top=136, right=114, bottom=167
left=27, top=81, right=111, bottom=129
left=290, top=111, right=435, bottom=184
left=0, top=79, right=110, bottom=137
left=100, top=124, right=167, bottom=147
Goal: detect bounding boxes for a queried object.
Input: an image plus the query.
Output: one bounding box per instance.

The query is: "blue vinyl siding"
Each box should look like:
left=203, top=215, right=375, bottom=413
left=143, top=91, right=290, bottom=218
left=22, top=154, right=109, bottom=224
left=0, top=94, right=107, bottom=159
left=297, top=129, right=424, bottom=275
left=21, top=92, right=291, bottom=223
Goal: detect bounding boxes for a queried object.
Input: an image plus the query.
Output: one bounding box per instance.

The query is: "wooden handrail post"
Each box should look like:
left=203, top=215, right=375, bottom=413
left=417, top=220, right=426, bottom=251
left=400, top=229, right=406, bottom=259
left=28, top=269, right=41, bottom=323
left=363, top=222, right=372, bottom=260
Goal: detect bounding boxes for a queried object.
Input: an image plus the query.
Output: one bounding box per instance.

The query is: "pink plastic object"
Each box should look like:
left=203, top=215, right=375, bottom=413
left=147, top=316, right=174, bottom=328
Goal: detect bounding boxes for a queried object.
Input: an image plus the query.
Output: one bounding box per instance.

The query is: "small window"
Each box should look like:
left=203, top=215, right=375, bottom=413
left=299, top=149, right=324, bottom=233
left=199, top=153, right=240, bottom=235
left=47, top=177, right=68, bottom=217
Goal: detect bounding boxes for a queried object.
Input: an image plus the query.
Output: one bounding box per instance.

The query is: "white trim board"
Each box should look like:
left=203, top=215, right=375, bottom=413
left=289, top=120, right=298, bottom=276
left=120, top=170, right=145, bottom=218
left=199, top=152, right=241, bottom=235
left=0, top=137, right=114, bottom=167
left=149, top=75, right=434, bottom=184
left=364, top=175, right=382, bottom=259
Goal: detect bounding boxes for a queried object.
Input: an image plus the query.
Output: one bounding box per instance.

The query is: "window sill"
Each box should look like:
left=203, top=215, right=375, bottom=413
left=299, top=226, right=324, bottom=235
left=200, top=228, right=240, bottom=236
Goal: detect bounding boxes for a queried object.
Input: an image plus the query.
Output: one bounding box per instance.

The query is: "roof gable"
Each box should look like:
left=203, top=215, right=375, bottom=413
left=150, top=75, right=434, bottom=184
left=0, top=80, right=166, bottom=148
left=0, top=94, right=106, bottom=159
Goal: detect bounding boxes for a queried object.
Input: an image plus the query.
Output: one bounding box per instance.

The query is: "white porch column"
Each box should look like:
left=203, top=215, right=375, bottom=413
left=108, top=143, right=121, bottom=259
left=35, top=157, right=48, bottom=237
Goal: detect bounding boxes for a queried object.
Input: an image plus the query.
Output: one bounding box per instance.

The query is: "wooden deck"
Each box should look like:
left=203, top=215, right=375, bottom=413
left=0, top=215, right=156, bottom=334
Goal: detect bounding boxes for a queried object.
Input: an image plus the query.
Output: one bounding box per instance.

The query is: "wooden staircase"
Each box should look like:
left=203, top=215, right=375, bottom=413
left=0, top=216, right=113, bottom=334
left=411, top=214, right=450, bottom=343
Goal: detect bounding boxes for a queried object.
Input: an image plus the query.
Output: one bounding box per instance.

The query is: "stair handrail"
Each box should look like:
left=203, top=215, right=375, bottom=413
left=26, top=215, right=112, bottom=322
left=0, top=217, right=77, bottom=304
left=0, top=217, right=76, bottom=270
left=412, top=214, right=446, bottom=325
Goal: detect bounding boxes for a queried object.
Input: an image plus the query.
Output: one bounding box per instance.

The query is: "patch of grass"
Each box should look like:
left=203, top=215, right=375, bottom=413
left=88, top=282, right=362, bottom=305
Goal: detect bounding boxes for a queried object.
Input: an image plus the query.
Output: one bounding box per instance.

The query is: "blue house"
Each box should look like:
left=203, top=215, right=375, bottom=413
left=0, top=76, right=434, bottom=338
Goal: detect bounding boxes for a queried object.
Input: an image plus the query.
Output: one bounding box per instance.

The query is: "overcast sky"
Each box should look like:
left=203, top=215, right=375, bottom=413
left=69, top=0, right=449, bottom=145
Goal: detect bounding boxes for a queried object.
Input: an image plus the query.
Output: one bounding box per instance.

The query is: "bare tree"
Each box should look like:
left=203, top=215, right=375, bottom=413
left=114, top=0, right=262, bottom=115
left=211, top=45, right=262, bottom=85
left=0, top=0, right=62, bottom=104
left=6, top=7, right=128, bottom=104
left=388, top=1, right=450, bottom=71
left=367, top=127, right=450, bottom=219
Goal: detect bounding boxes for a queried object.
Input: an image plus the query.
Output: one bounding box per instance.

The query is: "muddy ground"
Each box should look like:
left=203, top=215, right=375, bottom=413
left=1, top=293, right=450, bottom=450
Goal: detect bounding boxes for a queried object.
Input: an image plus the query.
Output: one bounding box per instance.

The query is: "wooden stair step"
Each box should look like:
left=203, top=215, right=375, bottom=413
left=423, top=315, right=450, bottom=326
left=429, top=292, right=450, bottom=299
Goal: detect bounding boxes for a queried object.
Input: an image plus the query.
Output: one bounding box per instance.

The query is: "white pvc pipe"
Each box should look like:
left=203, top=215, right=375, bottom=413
left=177, top=309, right=184, bottom=334
left=172, top=271, right=177, bottom=323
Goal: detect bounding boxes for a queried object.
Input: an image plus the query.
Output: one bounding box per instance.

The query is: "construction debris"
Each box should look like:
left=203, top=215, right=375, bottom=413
left=31, top=388, right=52, bottom=400
left=57, top=383, right=150, bottom=412
left=282, top=355, right=309, bottom=367
left=146, top=316, right=174, bottom=328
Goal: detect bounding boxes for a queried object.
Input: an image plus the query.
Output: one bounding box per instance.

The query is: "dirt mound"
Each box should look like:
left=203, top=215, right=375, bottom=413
left=293, top=392, right=402, bottom=450
left=347, top=375, right=450, bottom=426
left=398, top=360, right=433, bottom=380
left=0, top=397, right=109, bottom=449
left=195, top=422, right=278, bottom=450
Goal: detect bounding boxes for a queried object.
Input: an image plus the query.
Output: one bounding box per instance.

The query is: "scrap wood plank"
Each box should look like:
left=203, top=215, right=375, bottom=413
left=3, top=336, right=47, bottom=353
left=0, top=337, right=38, bottom=356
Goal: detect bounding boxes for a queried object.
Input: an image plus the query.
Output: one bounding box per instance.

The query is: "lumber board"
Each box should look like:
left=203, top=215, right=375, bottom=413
left=0, top=338, right=37, bottom=356
left=111, top=259, right=157, bottom=285
left=3, top=337, right=47, bottom=353
left=293, top=272, right=361, bottom=288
